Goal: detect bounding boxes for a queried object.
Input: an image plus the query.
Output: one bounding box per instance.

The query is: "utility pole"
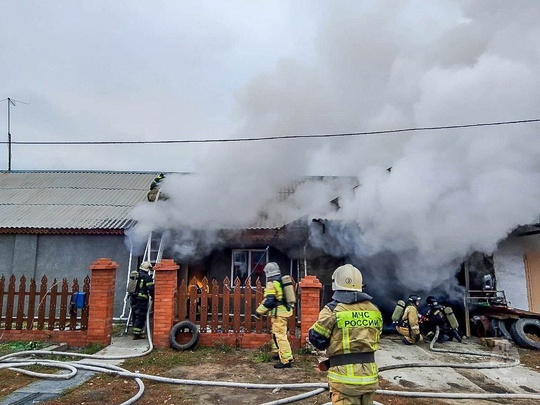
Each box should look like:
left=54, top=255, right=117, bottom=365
left=7, top=97, right=15, bottom=171
left=2, top=97, right=29, bottom=171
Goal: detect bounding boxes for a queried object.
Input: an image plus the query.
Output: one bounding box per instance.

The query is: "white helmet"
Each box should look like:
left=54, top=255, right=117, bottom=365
left=139, top=261, right=153, bottom=272
left=332, top=264, right=363, bottom=292
left=263, top=262, right=281, bottom=278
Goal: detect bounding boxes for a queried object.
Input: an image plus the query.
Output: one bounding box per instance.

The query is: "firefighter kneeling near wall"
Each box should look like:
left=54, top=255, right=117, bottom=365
left=256, top=262, right=294, bottom=369
left=309, top=264, right=382, bottom=405
left=395, top=294, right=423, bottom=345
left=129, top=261, right=155, bottom=340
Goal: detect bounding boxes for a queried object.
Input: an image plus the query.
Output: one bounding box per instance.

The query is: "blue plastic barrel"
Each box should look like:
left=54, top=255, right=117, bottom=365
left=73, top=292, right=86, bottom=309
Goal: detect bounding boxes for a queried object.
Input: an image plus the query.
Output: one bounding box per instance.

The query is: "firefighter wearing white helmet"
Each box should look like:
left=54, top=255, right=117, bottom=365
left=396, top=294, right=423, bottom=345
left=131, top=261, right=155, bottom=340
left=309, top=264, right=382, bottom=405
left=255, top=262, right=294, bottom=369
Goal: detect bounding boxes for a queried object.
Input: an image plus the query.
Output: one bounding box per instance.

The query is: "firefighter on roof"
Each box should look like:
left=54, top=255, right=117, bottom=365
left=396, top=294, right=423, bottom=345
left=308, top=264, right=382, bottom=405
left=255, top=262, right=294, bottom=369
left=131, top=261, right=155, bottom=340
left=147, top=172, right=168, bottom=202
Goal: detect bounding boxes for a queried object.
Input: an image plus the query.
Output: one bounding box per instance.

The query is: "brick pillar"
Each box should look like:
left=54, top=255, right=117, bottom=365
left=152, top=259, right=179, bottom=348
left=299, top=275, right=322, bottom=344
left=87, top=258, right=118, bottom=345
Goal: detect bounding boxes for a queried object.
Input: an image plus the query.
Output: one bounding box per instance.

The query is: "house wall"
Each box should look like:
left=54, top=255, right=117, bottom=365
left=494, top=234, right=540, bottom=311
left=0, top=234, right=132, bottom=317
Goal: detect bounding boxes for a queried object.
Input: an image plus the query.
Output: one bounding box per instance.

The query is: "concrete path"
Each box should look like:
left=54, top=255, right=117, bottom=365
left=377, top=335, right=540, bottom=404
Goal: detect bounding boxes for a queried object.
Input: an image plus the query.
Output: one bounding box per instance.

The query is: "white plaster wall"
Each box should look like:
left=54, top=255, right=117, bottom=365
left=494, top=234, right=540, bottom=311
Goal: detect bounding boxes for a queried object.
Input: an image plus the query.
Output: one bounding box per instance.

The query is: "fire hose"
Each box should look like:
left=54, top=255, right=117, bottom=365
left=1, top=324, right=540, bottom=405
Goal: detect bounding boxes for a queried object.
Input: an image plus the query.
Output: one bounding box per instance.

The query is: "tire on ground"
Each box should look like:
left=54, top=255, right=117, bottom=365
left=510, top=318, right=540, bottom=350
left=497, top=319, right=515, bottom=341
left=169, top=320, right=200, bottom=351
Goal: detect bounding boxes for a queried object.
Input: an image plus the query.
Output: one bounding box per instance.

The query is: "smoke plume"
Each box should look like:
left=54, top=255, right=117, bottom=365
left=128, top=1, right=540, bottom=297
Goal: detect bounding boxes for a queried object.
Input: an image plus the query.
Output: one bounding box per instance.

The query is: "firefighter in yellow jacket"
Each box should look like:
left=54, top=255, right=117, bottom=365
left=396, top=294, right=423, bottom=345
left=309, top=264, right=382, bottom=405
left=256, top=262, right=294, bottom=369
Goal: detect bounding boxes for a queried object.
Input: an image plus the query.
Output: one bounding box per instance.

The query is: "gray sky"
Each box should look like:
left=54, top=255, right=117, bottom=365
left=4, top=1, right=540, bottom=292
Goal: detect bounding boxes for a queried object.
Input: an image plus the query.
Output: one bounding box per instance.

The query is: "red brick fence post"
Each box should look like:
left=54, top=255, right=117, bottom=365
left=152, top=259, right=179, bottom=348
left=299, top=275, right=322, bottom=344
left=87, top=258, right=118, bottom=345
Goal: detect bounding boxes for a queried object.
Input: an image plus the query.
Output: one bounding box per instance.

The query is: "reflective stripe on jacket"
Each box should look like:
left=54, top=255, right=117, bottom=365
left=256, top=280, right=292, bottom=317
left=135, top=271, right=154, bottom=301
left=310, top=301, right=382, bottom=389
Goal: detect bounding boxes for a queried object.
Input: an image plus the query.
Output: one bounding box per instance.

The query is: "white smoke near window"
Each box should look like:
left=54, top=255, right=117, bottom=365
left=128, top=1, right=540, bottom=294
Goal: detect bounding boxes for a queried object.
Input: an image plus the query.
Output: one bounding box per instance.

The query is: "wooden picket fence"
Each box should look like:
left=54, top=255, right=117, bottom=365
left=177, top=276, right=299, bottom=335
left=0, top=274, right=90, bottom=331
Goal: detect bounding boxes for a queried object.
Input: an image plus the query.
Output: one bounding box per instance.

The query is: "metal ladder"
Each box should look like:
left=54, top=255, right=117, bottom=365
left=123, top=188, right=167, bottom=334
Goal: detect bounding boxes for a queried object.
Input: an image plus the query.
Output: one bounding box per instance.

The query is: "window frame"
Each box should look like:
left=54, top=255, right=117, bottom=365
left=231, top=249, right=268, bottom=286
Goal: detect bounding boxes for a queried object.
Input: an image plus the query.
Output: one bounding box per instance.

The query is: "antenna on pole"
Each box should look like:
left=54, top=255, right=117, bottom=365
left=2, top=97, right=30, bottom=171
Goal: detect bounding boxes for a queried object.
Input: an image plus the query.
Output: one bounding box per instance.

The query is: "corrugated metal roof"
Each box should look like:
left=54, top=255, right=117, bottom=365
left=0, top=171, right=157, bottom=231
left=0, top=171, right=359, bottom=233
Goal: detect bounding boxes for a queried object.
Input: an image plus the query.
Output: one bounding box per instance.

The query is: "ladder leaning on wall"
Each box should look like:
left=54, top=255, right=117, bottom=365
left=121, top=188, right=167, bottom=334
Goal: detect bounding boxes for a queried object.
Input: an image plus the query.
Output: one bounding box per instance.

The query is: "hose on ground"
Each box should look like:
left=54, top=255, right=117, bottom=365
left=1, top=325, right=539, bottom=404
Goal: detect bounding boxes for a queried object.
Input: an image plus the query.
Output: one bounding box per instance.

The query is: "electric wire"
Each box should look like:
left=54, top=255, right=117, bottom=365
left=2, top=118, right=539, bottom=145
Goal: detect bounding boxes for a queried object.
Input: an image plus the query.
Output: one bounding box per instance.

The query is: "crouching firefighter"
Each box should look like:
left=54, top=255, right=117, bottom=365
left=255, top=262, right=294, bottom=369
left=422, top=296, right=462, bottom=343
left=129, top=261, right=155, bottom=340
left=395, top=294, right=423, bottom=345
left=309, top=264, right=382, bottom=405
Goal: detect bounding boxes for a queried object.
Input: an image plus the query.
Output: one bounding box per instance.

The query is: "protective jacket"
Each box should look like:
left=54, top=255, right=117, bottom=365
left=256, top=279, right=293, bottom=317
left=308, top=291, right=382, bottom=396
left=397, top=303, right=421, bottom=342
left=132, top=270, right=154, bottom=301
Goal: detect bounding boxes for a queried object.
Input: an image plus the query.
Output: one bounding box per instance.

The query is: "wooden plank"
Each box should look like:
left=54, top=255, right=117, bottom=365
left=69, top=279, right=79, bottom=331
left=222, top=277, right=230, bottom=332
left=233, top=277, right=241, bottom=333
left=48, top=279, right=58, bottom=331
left=27, top=278, right=37, bottom=330
left=58, top=279, right=69, bottom=331
left=5, top=275, right=16, bottom=330
left=15, top=275, right=26, bottom=329
left=37, top=276, right=47, bottom=330
left=80, top=276, right=90, bottom=330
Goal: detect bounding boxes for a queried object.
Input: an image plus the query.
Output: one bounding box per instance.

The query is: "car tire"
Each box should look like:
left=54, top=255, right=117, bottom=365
left=497, top=319, right=514, bottom=342
left=169, top=320, right=199, bottom=351
left=510, top=318, right=540, bottom=350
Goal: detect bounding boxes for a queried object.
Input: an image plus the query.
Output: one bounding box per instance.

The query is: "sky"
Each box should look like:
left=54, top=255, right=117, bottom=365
left=3, top=1, right=540, bottom=295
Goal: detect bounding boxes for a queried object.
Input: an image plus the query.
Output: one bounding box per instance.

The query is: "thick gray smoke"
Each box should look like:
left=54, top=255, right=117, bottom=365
left=128, top=1, right=540, bottom=295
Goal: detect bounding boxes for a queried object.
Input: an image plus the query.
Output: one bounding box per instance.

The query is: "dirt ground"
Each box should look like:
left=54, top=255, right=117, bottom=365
left=0, top=338, right=538, bottom=405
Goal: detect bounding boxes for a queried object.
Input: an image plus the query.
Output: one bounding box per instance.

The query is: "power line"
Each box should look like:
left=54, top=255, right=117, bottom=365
left=1, top=118, right=539, bottom=146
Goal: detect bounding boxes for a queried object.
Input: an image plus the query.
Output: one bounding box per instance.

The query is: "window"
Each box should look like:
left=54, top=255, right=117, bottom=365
left=231, top=249, right=268, bottom=286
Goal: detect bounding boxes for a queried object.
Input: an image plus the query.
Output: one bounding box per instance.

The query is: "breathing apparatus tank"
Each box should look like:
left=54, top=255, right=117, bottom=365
left=281, top=275, right=296, bottom=307
left=127, top=270, right=139, bottom=294
left=391, top=300, right=406, bottom=323
left=444, top=306, right=460, bottom=330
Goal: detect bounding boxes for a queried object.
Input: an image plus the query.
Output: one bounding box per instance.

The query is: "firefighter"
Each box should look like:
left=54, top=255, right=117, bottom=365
left=396, top=294, right=423, bottom=345
left=422, top=296, right=462, bottom=343
left=255, top=262, right=294, bottom=369
left=308, top=264, right=382, bottom=405
left=147, top=173, right=168, bottom=202
left=131, top=261, right=155, bottom=340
